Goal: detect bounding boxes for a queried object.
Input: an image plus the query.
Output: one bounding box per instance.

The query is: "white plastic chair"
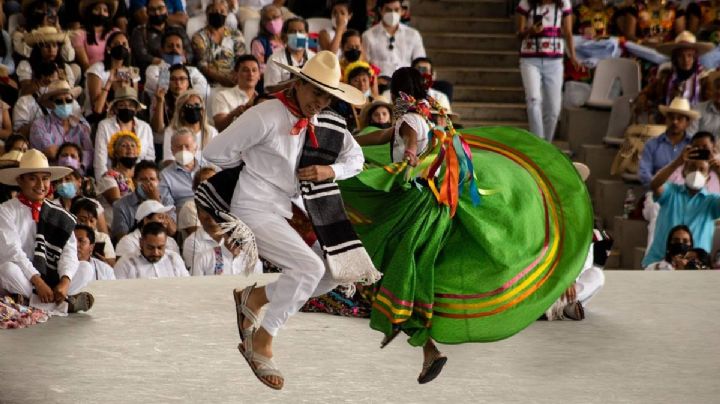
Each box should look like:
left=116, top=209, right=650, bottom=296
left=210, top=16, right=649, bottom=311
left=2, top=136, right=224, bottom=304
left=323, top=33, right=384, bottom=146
left=243, top=18, right=260, bottom=54
left=306, top=17, right=333, bottom=35
left=603, top=95, right=634, bottom=145
left=586, top=58, right=641, bottom=108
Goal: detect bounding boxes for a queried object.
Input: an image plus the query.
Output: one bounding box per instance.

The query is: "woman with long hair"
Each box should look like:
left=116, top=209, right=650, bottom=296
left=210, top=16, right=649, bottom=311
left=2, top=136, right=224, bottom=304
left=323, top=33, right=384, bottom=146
left=17, top=27, right=75, bottom=95
left=645, top=224, right=694, bottom=270
left=71, top=0, right=119, bottom=71
left=150, top=64, right=193, bottom=136
left=162, top=89, right=217, bottom=165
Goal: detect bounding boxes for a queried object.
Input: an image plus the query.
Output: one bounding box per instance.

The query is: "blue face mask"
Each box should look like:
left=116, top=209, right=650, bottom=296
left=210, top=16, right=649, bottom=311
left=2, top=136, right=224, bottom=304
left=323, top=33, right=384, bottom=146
left=56, top=182, right=77, bottom=199
left=54, top=104, right=73, bottom=119
left=287, top=33, right=311, bottom=50
left=162, top=53, right=184, bottom=66
left=136, top=183, right=147, bottom=200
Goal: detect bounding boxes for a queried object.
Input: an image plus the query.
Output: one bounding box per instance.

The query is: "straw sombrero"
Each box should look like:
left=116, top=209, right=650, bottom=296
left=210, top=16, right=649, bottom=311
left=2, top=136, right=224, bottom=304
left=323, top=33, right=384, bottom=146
left=657, top=31, right=714, bottom=56
left=358, top=96, right=393, bottom=129
left=273, top=51, right=366, bottom=106
left=0, top=150, right=72, bottom=185
left=0, top=151, right=24, bottom=169
left=79, top=0, right=118, bottom=18
left=24, top=26, right=66, bottom=46
left=108, top=86, right=147, bottom=110
left=658, top=97, right=701, bottom=120
left=39, top=80, right=81, bottom=105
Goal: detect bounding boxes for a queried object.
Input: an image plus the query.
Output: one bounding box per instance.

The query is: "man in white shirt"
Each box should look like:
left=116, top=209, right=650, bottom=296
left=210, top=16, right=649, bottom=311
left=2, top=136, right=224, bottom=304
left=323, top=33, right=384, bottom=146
left=0, top=150, right=94, bottom=313
left=362, top=0, right=426, bottom=77
left=75, top=224, right=116, bottom=281
left=116, top=199, right=181, bottom=258
left=144, top=31, right=209, bottom=101
left=115, top=222, right=188, bottom=279
left=212, top=55, right=261, bottom=131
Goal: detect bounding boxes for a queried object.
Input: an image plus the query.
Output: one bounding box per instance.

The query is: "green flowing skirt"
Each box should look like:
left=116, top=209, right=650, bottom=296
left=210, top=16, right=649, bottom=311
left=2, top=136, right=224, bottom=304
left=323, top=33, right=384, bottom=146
left=339, top=126, right=593, bottom=346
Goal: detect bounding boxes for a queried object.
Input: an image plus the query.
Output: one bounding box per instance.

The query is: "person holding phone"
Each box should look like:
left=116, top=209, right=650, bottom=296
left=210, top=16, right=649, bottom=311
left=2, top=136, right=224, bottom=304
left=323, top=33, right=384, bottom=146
left=75, top=224, right=116, bottom=280
left=645, top=225, right=694, bottom=270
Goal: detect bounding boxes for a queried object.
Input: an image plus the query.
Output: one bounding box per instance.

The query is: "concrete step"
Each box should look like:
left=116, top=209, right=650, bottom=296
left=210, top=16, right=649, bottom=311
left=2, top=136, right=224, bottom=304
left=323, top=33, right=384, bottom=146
left=558, top=107, right=611, bottom=156
left=453, top=85, right=525, bottom=103
left=593, top=179, right=637, bottom=230
left=423, top=32, right=518, bottom=51
left=426, top=49, right=519, bottom=68
left=612, top=216, right=649, bottom=269
left=452, top=102, right=527, bottom=121
left=578, top=144, right=620, bottom=196
left=413, top=0, right=510, bottom=18
left=435, top=66, right=523, bottom=86
left=459, top=120, right=529, bottom=129
left=413, top=16, right=515, bottom=34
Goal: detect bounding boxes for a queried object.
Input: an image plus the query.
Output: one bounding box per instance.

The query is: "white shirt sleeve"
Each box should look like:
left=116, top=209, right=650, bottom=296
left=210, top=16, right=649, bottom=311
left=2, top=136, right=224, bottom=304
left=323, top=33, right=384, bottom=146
left=330, top=130, right=364, bottom=180
left=263, top=53, right=284, bottom=89
left=12, top=96, right=38, bottom=131
left=115, top=234, right=137, bottom=258
left=211, top=88, right=234, bottom=117
left=114, top=257, right=133, bottom=279
left=94, top=120, right=112, bottom=181
left=163, top=127, right=176, bottom=163
left=0, top=204, right=38, bottom=280
left=189, top=67, right=210, bottom=100
left=168, top=251, right=190, bottom=277
left=203, top=106, right=268, bottom=168
left=410, top=29, right=426, bottom=62
left=57, top=232, right=79, bottom=281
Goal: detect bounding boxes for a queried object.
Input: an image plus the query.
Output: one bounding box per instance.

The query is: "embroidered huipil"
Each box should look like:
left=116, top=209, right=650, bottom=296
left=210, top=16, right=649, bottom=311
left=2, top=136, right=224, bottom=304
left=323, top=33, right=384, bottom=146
left=28, top=114, right=94, bottom=169
left=517, top=0, right=572, bottom=58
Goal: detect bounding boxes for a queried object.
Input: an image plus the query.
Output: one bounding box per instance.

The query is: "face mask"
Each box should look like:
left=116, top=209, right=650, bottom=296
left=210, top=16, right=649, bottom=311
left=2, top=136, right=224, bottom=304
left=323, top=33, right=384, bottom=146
left=668, top=242, right=690, bottom=257
left=57, top=156, right=80, bottom=170
left=685, top=170, right=707, bottom=190
left=208, top=12, right=226, bottom=28
left=174, top=150, right=194, bottom=165
left=54, top=104, right=73, bottom=119
left=266, top=17, right=283, bottom=35
left=344, top=48, right=361, bottom=63
left=110, top=45, right=129, bottom=61
left=374, top=122, right=392, bottom=129
left=182, top=106, right=203, bottom=124
left=136, top=183, right=147, bottom=199
left=162, top=53, right=184, bottom=66
left=56, top=182, right=77, bottom=199
left=149, top=13, right=168, bottom=26
left=118, top=156, right=137, bottom=168
left=363, top=89, right=372, bottom=98
left=116, top=108, right=136, bottom=123
left=91, top=13, right=110, bottom=27
left=287, top=33, right=308, bottom=50
left=383, top=11, right=401, bottom=27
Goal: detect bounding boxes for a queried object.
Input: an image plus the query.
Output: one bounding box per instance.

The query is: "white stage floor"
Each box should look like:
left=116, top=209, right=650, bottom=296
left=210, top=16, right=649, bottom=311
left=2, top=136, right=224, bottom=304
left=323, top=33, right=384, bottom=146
left=1, top=271, right=719, bottom=403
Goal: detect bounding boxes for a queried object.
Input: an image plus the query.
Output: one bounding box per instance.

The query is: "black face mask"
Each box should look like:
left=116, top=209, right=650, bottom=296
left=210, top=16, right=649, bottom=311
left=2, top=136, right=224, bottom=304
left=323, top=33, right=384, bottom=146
left=149, top=13, right=168, bottom=26
left=118, top=156, right=137, bottom=168
left=182, top=106, right=203, bottom=124
left=345, top=48, right=361, bottom=63
left=668, top=242, right=690, bottom=257
left=116, top=108, right=136, bottom=123
left=110, top=45, right=129, bottom=61
left=373, top=122, right=392, bottom=129
left=91, top=13, right=110, bottom=27
left=208, top=12, right=226, bottom=28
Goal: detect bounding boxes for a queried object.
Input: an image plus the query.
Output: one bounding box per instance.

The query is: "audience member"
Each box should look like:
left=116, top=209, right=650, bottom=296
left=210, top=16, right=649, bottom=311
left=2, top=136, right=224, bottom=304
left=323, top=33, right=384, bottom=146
left=96, top=131, right=140, bottom=224
left=114, top=221, right=188, bottom=278
left=178, top=166, right=216, bottom=239
left=237, top=0, right=293, bottom=26
left=319, top=0, right=352, bottom=56
left=71, top=199, right=116, bottom=266
left=29, top=80, right=93, bottom=168
left=250, top=4, right=285, bottom=75
left=159, top=128, right=207, bottom=209
left=94, top=87, right=154, bottom=179
left=148, top=64, right=195, bottom=135
left=130, top=0, right=193, bottom=72
left=689, top=71, right=720, bottom=135
left=74, top=224, right=116, bottom=280
left=130, top=0, right=188, bottom=27
left=213, top=55, right=261, bottom=131
left=263, top=17, right=315, bottom=90
left=356, top=96, right=393, bottom=135
left=163, top=90, right=217, bottom=165
left=115, top=199, right=180, bottom=257
left=12, top=0, right=75, bottom=62
left=339, top=29, right=365, bottom=71
left=0, top=150, right=94, bottom=313
left=411, top=57, right=450, bottom=111
left=18, top=27, right=77, bottom=95
left=646, top=224, right=694, bottom=269
left=71, top=0, right=120, bottom=71
left=362, top=0, right=425, bottom=77
left=4, top=135, right=29, bottom=154
left=191, top=0, right=247, bottom=87
left=335, top=61, right=376, bottom=131
left=111, top=160, right=176, bottom=239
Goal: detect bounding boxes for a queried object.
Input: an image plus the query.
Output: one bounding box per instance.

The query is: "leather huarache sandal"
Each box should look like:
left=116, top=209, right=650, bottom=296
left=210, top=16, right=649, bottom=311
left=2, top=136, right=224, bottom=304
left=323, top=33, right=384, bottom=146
left=417, top=351, right=448, bottom=384
left=380, top=327, right=401, bottom=349
left=67, top=292, right=94, bottom=313
left=238, top=341, right=285, bottom=390
left=233, top=283, right=258, bottom=342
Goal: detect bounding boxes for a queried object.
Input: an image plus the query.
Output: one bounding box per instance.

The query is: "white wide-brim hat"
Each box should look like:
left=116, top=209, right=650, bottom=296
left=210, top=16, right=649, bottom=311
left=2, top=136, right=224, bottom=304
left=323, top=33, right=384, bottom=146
left=658, top=97, right=701, bottom=120
left=573, top=162, right=590, bottom=182
left=273, top=51, right=367, bottom=106
left=0, top=149, right=72, bottom=185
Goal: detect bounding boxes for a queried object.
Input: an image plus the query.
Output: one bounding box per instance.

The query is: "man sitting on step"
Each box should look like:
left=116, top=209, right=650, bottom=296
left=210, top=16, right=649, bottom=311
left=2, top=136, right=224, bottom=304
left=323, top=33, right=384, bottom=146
left=115, top=222, right=189, bottom=279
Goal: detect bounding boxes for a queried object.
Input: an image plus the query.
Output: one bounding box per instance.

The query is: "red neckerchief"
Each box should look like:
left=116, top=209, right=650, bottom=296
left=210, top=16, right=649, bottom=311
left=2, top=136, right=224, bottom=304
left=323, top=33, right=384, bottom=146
left=18, top=194, right=42, bottom=223
left=274, top=90, right=319, bottom=148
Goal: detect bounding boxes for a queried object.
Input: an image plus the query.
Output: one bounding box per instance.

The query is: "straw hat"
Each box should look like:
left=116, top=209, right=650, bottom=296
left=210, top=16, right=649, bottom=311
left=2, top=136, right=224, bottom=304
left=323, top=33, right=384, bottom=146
left=108, top=86, right=147, bottom=110
left=79, top=0, right=118, bottom=18
left=430, top=104, right=460, bottom=121
left=21, top=0, right=62, bottom=14
left=0, top=151, right=24, bottom=169
left=658, top=97, right=701, bottom=120
left=39, top=80, right=81, bottom=106
left=24, top=26, right=66, bottom=46
left=0, top=150, right=72, bottom=185
left=358, top=96, right=393, bottom=129
left=657, top=31, right=714, bottom=56
left=573, top=162, right=590, bottom=182
left=273, top=51, right=367, bottom=106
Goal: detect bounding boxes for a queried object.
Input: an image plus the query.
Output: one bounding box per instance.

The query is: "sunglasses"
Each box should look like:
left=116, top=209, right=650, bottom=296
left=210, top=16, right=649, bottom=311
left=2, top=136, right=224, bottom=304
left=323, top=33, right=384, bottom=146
left=388, top=36, right=395, bottom=51
left=54, top=98, right=73, bottom=105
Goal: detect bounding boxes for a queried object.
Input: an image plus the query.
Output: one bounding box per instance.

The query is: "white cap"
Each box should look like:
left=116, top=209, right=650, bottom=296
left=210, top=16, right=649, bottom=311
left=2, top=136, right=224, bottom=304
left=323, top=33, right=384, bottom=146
left=135, top=200, right=174, bottom=222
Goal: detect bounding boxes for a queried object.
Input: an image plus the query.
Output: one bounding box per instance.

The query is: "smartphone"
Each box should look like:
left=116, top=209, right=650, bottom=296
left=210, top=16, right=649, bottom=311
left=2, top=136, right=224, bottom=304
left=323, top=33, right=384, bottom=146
left=93, top=242, right=106, bottom=257
left=690, top=149, right=711, bottom=160
left=158, top=68, right=170, bottom=91
left=117, top=67, right=131, bottom=82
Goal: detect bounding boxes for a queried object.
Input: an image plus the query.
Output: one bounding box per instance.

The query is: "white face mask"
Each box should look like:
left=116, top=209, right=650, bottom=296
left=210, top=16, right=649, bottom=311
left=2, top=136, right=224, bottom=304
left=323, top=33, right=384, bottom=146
left=383, top=11, right=401, bottom=27
left=174, top=150, right=194, bottom=165
left=331, top=15, right=337, bottom=28
left=685, top=170, right=707, bottom=190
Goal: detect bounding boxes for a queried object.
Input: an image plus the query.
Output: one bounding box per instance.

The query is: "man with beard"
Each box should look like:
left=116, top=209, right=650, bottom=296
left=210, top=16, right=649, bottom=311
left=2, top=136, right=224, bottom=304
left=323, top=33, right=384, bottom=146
left=114, top=221, right=188, bottom=278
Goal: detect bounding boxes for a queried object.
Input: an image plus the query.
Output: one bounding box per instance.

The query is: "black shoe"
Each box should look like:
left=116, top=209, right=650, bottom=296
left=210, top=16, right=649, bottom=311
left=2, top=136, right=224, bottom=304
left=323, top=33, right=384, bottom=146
left=67, top=292, right=94, bottom=313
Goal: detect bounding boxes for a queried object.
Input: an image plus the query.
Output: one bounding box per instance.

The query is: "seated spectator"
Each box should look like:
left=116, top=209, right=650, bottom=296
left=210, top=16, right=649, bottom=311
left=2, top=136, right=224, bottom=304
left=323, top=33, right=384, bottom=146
left=131, top=0, right=193, bottom=73
left=71, top=198, right=116, bottom=266
left=0, top=100, right=10, bottom=141
left=129, top=0, right=187, bottom=27
left=356, top=97, right=393, bottom=135
left=18, top=27, right=77, bottom=95
left=71, top=0, right=119, bottom=71
left=51, top=169, right=84, bottom=211
left=362, top=0, right=426, bottom=77
left=645, top=224, right=694, bottom=269
left=94, top=87, right=155, bottom=180
left=319, top=0, right=352, bottom=56
left=250, top=4, right=285, bottom=76
left=12, top=63, right=82, bottom=137
left=12, top=0, right=75, bottom=64
left=213, top=55, right=261, bottom=131
left=686, top=247, right=712, bottom=269
left=114, top=222, right=188, bottom=279
left=96, top=131, right=140, bottom=224
left=411, top=57, right=451, bottom=111
left=642, top=153, right=720, bottom=267
left=237, top=0, right=293, bottom=26
left=689, top=71, right=720, bottom=135
left=191, top=0, right=247, bottom=87
left=111, top=160, right=176, bottom=239
left=56, top=141, right=88, bottom=177
left=0, top=150, right=94, bottom=313
left=148, top=64, right=195, bottom=136
left=163, top=90, right=218, bottom=165
left=574, top=0, right=615, bottom=38
left=334, top=61, right=377, bottom=131
left=116, top=199, right=181, bottom=257
left=4, top=135, right=29, bottom=154
left=178, top=166, right=216, bottom=239
left=74, top=224, right=116, bottom=280
left=263, top=17, right=315, bottom=90
left=159, top=128, right=208, bottom=209
left=339, top=29, right=366, bottom=71
left=29, top=81, right=93, bottom=168
left=618, top=0, right=681, bottom=42
left=84, top=31, right=141, bottom=119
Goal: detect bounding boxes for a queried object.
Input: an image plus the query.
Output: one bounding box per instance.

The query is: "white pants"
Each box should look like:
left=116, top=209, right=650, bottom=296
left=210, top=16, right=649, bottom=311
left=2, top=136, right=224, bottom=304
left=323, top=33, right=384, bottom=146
left=0, top=261, right=93, bottom=304
left=235, top=208, right=338, bottom=337
left=520, top=57, right=564, bottom=142
left=642, top=191, right=660, bottom=251
left=576, top=265, right=605, bottom=305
